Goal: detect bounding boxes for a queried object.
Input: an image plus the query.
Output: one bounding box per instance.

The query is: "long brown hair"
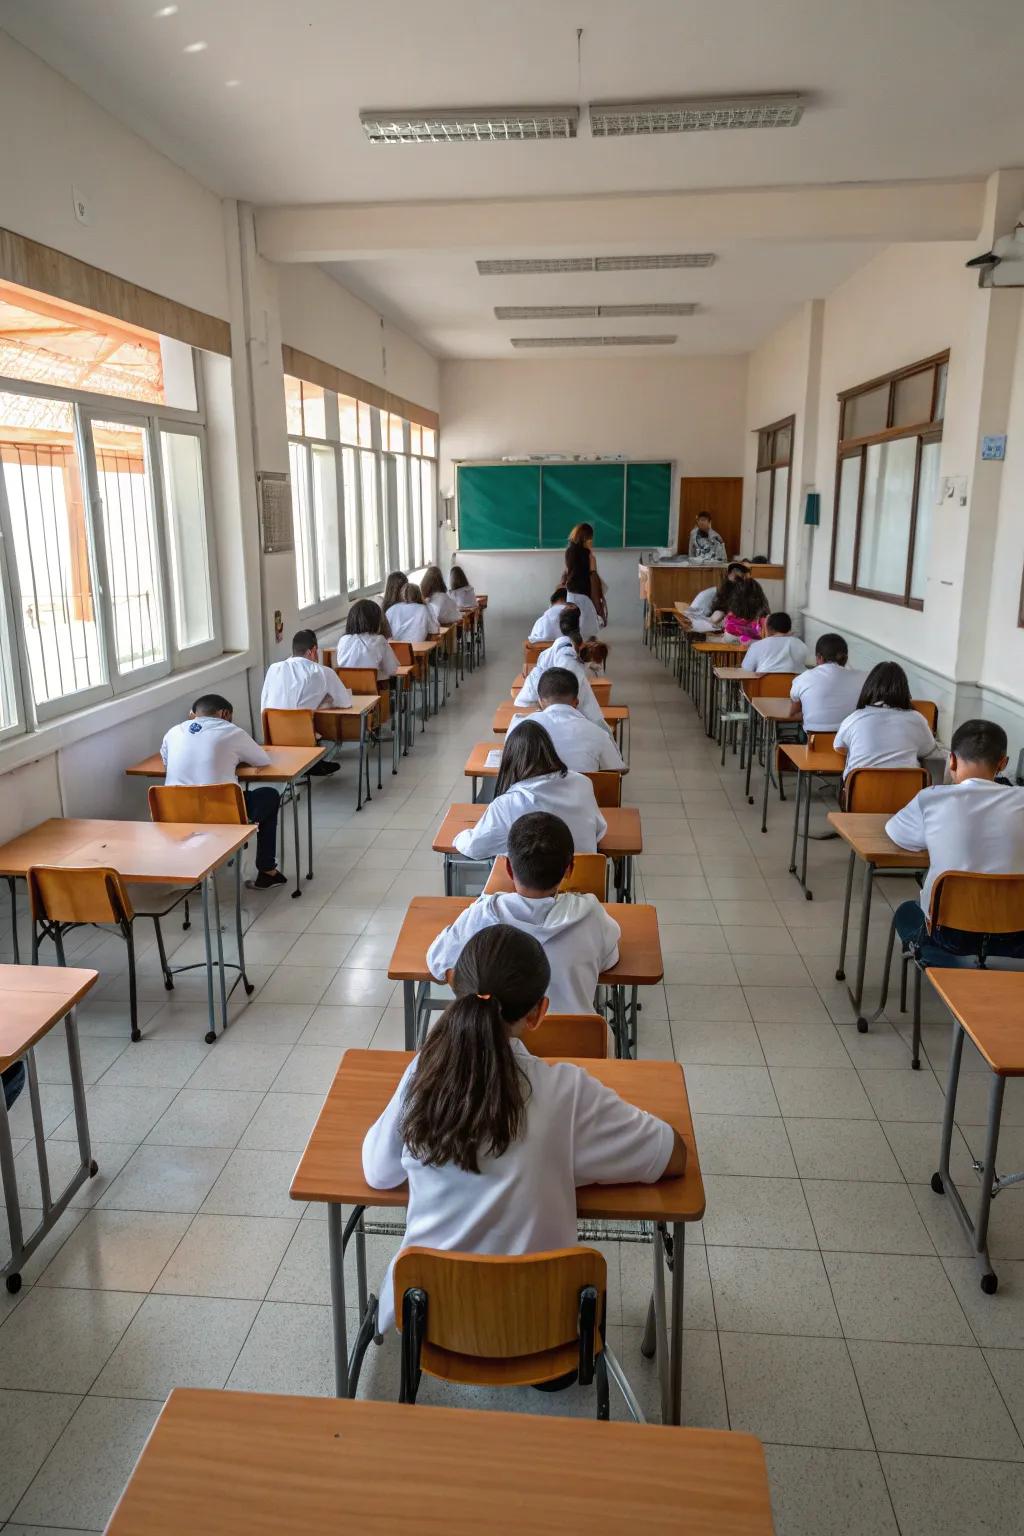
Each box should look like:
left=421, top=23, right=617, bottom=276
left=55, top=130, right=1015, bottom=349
left=381, top=570, right=407, bottom=611
left=401, top=582, right=425, bottom=605
left=449, top=564, right=470, bottom=591
left=420, top=564, right=447, bottom=601
left=495, top=719, right=567, bottom=796
left=563, top=540, right=591, bottom=597
left=400, top=926, right=550, bottom=1173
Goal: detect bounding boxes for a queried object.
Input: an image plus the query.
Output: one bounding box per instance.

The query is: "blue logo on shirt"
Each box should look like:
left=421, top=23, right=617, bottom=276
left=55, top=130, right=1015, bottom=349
left=189, top=721, right=203, bottom=734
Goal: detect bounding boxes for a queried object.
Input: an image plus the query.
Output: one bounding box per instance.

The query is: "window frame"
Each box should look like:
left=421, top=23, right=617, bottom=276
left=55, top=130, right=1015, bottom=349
left=829, top=352, right=948, bottom=611
left=754, top=414, right=794, bottom=565
left=286, top=431, right=349, bottom=621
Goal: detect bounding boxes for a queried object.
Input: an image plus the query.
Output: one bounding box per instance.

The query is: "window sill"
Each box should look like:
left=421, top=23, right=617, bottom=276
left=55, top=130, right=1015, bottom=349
left=0, top=648, right=257, bottom=775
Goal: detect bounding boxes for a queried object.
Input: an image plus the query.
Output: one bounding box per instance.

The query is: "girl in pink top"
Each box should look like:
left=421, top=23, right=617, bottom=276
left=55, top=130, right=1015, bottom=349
left=722, top=579, right=769, bottom=642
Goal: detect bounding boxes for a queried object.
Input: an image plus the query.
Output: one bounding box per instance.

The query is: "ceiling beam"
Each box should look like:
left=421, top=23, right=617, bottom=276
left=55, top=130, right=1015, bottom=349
left=255, top=179, right=986, bottom=264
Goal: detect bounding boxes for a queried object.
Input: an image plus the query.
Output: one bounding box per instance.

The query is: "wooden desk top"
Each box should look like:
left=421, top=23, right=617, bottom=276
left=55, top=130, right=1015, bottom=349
left=387, top=895, right=661, bottom=986
left=321, top=695, right=380, bottom=718
left=510, top=674, right=612, bottom=704
left=926, top=972, right=1024, bottom=1076
left=713, top=665, right=750, bottom=682
left=493, top=701, right=627, bottom=734
left=292, top=1050, right=702, bottom=1224
left=0, top=819, right=253, bottom=885
left=779, top=743, right=845, bottom=774
left=692, top=639, right=750, bottom=655
left=433, top=803, right=642, bottom=857
left=411, top=639, right=439, bottom=656
left=827, top=813, right=929, bottom=869
left=750, top=697, right=797, bottom=721
left=464, top=741, right=506, bottom=776
left=126, top=745, right=325, bottom=782
left=106, top=1388, right=770, bottom=1535
left=0, top=965, right=99, bottom=1069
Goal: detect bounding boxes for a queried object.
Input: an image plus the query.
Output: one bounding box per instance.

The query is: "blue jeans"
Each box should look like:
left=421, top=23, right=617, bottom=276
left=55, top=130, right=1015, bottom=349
left=894, top=899, right=1024, bottom=964
left=244, top=786, right=281, bottom=872
left=2, top=1060, right=26, bottom=1111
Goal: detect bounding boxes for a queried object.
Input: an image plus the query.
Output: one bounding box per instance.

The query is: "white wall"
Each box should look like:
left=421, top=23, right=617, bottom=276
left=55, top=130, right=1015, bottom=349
left=980, top=299, right=1024, bottom=710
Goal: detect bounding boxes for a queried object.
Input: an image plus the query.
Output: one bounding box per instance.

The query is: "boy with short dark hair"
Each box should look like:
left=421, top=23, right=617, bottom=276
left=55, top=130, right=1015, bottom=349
left=788, top=632, right=866, bottom=731
left=427, top=811, right=620, bottom=1015
left=742, top=612, right=808, bottom=675
left=507, top=667, right=625, bottom=771
left=260, top=629, right=351, bottom=776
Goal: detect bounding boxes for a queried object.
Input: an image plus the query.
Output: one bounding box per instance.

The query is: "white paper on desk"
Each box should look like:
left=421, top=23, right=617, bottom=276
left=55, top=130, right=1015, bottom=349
left=485, top=749, right=502, bottom=768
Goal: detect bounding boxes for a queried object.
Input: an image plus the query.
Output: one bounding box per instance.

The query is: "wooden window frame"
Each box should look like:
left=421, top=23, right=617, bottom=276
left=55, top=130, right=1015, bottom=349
left=754, top=414, right=794, bottom=564
left=829, top=352, right=948, bottom=611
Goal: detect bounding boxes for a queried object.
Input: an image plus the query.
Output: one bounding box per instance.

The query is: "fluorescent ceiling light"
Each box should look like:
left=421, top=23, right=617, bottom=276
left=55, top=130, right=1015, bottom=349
left=360, top=107, right=578, bottom=144
left=477, top=254, right=714, bottom=276
left=496, top=303, right=697, bottom=319
left=511, top=335, right=677, bottom=348
left=589, top=94, right=803, bottom=136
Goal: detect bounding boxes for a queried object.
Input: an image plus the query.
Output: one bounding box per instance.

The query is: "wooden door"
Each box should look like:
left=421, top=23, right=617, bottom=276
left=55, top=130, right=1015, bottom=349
left=679, top=477, right=743, bottom=558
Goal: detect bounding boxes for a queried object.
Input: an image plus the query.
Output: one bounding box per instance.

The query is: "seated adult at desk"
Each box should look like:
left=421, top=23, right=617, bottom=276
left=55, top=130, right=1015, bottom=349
left=326, top=599, right=399, bottom=682
left=833, top=663, right=935, bottom=780
left=676, top=566, right=746, bottom=633
left=741, top=612, right=808, bottom=675
left=362, top=924, right=684, bottom=1333
left=885, top=719, right=1024, bottom=958
left=261, top=628, right=351, bottom=777
left=160, top=694, right=286, bottom=889
left=453, top=722, right=606, bottom=859
left=687, top=510, right=727, bottom=563
left=386, top=582, right=440, bottom=641
left=529, top=587, right=570, bottom=642
left=507, top=667, right=624, bottom=772
left=789, top=633, right=865, bottom=731
left=421, top=565, right=461, bottom=625
left=514, top=607, right=608, bottom=731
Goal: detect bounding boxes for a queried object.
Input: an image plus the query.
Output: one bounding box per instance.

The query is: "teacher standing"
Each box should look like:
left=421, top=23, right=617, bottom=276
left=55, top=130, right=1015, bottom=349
left=562, top=523, right=608, bottom=626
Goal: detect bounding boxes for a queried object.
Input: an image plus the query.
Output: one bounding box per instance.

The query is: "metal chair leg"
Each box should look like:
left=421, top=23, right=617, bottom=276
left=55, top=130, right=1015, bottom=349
left=153, top=916, right=174, bottom=991
left=399, top=1288, right=427, bottom=1404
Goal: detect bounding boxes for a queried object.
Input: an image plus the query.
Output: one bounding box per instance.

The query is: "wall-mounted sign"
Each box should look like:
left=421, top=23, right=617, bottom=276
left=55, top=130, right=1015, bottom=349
left=981, top=435, right=1007, bottom=461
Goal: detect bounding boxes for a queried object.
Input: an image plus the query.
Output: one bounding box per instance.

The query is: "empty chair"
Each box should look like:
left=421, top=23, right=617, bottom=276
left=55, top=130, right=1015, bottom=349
left=912, top=699, right=939, bottom=731
left=587, top=771, right=623, bottom=808
left=844, top=765, right=931, bottom=813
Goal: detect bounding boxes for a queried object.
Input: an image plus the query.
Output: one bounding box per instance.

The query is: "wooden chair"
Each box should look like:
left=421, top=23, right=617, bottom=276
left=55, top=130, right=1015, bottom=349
left=844, top=766, right=930, bottom=814
left=587, top=770, right=623, bottom=808
left=806, top=731, right=837, bottom=752
left=483, top=852, right=608, bottom=899
left=390, top=641, right=428, bottom=732
left=336, top=666, right=388, bottom=730
left=148, top=782, right=248, bottom=826
left=526, top=1013, right=609, bottom=1058
left=523, top=640, right=548, bottom=670
left=390, top=1246, right=632, bottom=1420
left=912, top=699, right=939, bottom=731
left=27, top=865, right=187, bottom=1042
left=262, top=708, right=316, bottom=747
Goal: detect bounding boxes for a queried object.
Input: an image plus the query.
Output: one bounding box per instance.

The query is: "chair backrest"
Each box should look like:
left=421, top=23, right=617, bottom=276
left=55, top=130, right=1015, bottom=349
left=526, top=1013, right=609, bottom=1058
left=912, top=699, right=939, bottom=731
left=390, top=640, right=414, bottom=665
left=806, top=730, right=837, bottom=752
left=262, top=708, right=316, bottom=748
left=393, top=1246, right=606, bottom=1386
left=28, top=865, right=133, bottom=925
left=587, top=769, right=622, bottom=808
left=148, top=782, right=248, bottom=826
left=322, top=647, right=336, bottom=669
left=524, top=640, right=547, bottom=669
left=337, top=666, right=379, bottom=695
left=929, top=871, right=1024, bottom=936
left=844, top=766, right=929, bottom=814
left=483, top=852, right=608, bottom=899
left=751, top=671, right=798, bottom=699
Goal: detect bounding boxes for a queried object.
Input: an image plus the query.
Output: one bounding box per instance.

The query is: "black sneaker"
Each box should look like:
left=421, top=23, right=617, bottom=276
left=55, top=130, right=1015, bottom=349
left=249, top=870, right=288, bottom=889
left=307, top=760, right=341, bottom=777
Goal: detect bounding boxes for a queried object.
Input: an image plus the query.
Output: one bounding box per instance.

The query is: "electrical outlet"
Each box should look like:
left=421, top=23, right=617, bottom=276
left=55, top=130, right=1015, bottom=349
left=940, top=475, right=968, bottom=506
left=71, top=185, right=92, bottom=225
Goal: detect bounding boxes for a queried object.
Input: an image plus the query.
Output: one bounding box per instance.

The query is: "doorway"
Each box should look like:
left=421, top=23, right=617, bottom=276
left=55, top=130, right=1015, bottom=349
left=679, top=477, right=743, bottom=559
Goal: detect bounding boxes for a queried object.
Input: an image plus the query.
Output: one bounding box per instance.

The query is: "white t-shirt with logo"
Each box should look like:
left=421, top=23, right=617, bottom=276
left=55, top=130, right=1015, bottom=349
left=160, top=716, right=269, bottom=786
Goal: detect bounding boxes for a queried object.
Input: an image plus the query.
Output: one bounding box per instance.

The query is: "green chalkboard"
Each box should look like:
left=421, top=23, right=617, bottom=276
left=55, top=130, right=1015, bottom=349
left=540, top=464, right=625, bottom=549
left=457, top=464, right=540, bottom=550
left=625, top=461, right=673, bottom=547
left=456, top=460, right=671, bottom=549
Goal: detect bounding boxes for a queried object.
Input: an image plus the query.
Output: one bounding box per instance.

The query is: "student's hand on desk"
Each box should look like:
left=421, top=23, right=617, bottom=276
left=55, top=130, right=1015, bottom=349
left=662, top=1130, right=688, bottom=1178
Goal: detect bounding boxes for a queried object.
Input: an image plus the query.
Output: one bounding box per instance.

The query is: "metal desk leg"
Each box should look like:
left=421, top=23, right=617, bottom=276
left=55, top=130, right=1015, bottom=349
left=290, top=782, right=302, bottom=899
left=403, top=978, right=416, bottom=1050
left=443, top=852, right=452, bottom=897
left=0, top=1091, right=26, bottom=1285
left=375, top=712, right=382, bottom=789
left=327, top=1202, right=351, bottom=1397
left=306, top=775, right=315, bottom=882
left=760, top=720, right=776, bottom=833
left=933, top=1023, right=1003, bottom=1293
left=836, top=849, right=857, bottom=982
left=800, top=768, right=813, bottom=894
left=234, top=856, right=253, bottom=995
left=850, top=861, right=875, bottom=1031
left=356, top=716, right=366, bottom=811
left=745, top=709, right=759, bottom=803
left=212, top=878, right=229, bottom=1033
left=788, top=769, right=803, bottom=877
left=669, top=1222, right=685, bottom=1426
left=432, top=651, right=439, bottom=716
left=7, top=876, right=19, bottom=964
left=201, top=875, right=218, bottom=1044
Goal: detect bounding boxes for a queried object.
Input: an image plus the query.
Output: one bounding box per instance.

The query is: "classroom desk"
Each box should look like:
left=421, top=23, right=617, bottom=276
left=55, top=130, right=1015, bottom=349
left=386, top=895, right=660, bottom=1057
left=510, top=672, right=613, bottom=706
left=827, top=813, right=928, bottom=1032
left=462, top=741, right=628, bottom=804
left=712, top=665, right=753, bottom=764
left=780, top=741, right=846, bottom=898
left=492, top=701, right=630, bottom=760
left=290, top=1049, right=705, bottom=1428
left=0, top=819, right=255, bottom=1043
left=746, top=697, right=799, bottom=834
left=927, top=971, right=1024, bottom=1296
left=126, top=744, right=328, bottom=896
left=0, top=964, right=97, bottom=1294
left=105, top=1387, right=774, bottom=1536
left=316, top=697, right=384, bottom=811
left=690, top=640, right=749, bottom=733
left=411, top=638, right=441, bottom=718
left=433, top=803, right=642, bottom=902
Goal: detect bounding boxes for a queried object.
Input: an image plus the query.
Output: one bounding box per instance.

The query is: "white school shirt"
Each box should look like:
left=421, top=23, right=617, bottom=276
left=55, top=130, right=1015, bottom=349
left=386, top=602, right=439, bottom=641
left=331, top=632, right=399, bottom=681
left=160, top=716, right=269, bottom=787
left=259, top=656, right=352, bottom=713
left=515, top=637, right=608, bottom=731
left=453, top=771, right=607, bottom=859
left=741, top=634, right=809, bottom=675
left=886, top=779, right=1024, bottom=914
left=833, top=706, right=936, bottom=780
left=565, top=590, right=601, bottom=640
left=451, top=584, right=477, bottom=611
left=427, top=892, right=621, bottom=1016
left=362, top=1038, right=674, bottom=1330
left=529, top=604, right=567, bottom=642
left=506, top=702, right=625, bottom=772
left=427, top=591, right=461, bottom=625
left=688, top=585, right=719, bottom=619
left=789, top=664, right=865, bottom=733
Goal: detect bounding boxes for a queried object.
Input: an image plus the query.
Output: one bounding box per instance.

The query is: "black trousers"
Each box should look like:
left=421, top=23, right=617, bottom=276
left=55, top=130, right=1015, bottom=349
left=2, top=1060, right=26, bottom=1111
left=244, top=785, right=281, bottom=872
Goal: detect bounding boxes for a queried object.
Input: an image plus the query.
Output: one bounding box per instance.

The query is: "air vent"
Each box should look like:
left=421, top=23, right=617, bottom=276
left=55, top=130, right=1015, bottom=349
left=589, top=95, right=804, bottom=136
left=510, top=335, right=677, bottom=348
left=495, top=303, right=697, bottom=320
left=477, top=253, right=714, bottom=276
left=360, top=106, right=578, bottom=143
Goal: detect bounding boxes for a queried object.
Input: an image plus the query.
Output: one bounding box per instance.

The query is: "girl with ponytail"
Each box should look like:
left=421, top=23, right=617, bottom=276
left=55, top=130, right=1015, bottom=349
left=362, top=924, right=685, bottom=1331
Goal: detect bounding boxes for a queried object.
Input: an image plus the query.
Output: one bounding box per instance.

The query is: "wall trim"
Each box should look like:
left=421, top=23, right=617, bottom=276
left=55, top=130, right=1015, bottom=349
left=281, top=343, right=439, bottom=432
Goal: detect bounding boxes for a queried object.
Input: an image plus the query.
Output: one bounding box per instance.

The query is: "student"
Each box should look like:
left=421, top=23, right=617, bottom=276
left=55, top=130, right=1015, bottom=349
left=428, top=812, right=620, bottom=1015
left=453, top=721, right=606, bottom=858
left=687, top=510, right=727, bottom=563
left=160, top=694, right=286, bottom=888
left=677, top=571, right=740, bottom=633
left=328, top=599, right=399, bottom=681
left=562, top=523, right=607, bottom=625
left=507, top=667, right=625, bottom=771
left=381, top=570, right=408, bottom=615
left=722, top=578, right=768, bottom=642
left=514, top=607, right=608, bottom=731
left=789, top=633, right=865, bottom=732
left=259, top=628, right=351, bottom=777
left=363, top=923, right=685, bottom=1332
left=449, top=565, right=478, bottom=611
left=529, top=587, right=569, bottom=642
left=420, top=565, right=461, bottom=625
left=741, top=612, right=808, bottom=675
left=386, top=582, right=440, bottom=642
left=833, top=662, right=936, bottom=780
left=885, top=719, right=1024, bottom=957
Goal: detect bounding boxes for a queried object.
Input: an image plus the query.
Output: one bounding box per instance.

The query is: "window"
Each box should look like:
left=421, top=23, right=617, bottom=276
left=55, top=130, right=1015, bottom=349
left=753, top=417, right=793, bottom=564
left=284, top=375, right=326, bottom=438
left=359, top=449, right=381, bottom=586
left=287, top=438, right=344, bottom=612
left=830, top=353, right=947, bottom=608
left=342, top=447, right=360, bottom=592
left=0, top=286, right=220, bottom=733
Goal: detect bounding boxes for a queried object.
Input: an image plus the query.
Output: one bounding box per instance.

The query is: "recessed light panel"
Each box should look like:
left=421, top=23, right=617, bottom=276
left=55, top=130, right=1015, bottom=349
left=360, top=107, right=578, bottom=144
left=589, top=94, right=803, bottom=136
left=496, top=303, right=696, bottom=320
left=477, top=254, right=714, bottom=276
left=510, top=335, right=677, bottom=348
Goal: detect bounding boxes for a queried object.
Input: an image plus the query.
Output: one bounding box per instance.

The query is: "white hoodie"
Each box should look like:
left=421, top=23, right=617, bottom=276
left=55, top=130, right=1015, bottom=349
left=452, top=770, right=607, bottom=859
left=529, top=603, right=568, bottom=642
left=427, top=891, right=621, bottom=1016
left=514, top=637, right=608, bottom=731
left=506, top=701, right=624, bottom=772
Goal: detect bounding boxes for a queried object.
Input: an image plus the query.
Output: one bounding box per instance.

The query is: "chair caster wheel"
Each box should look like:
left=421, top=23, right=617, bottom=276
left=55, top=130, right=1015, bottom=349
left=805, top=891, right=813, bottom=901
left=164, top=978, right=174, bottom=991
left=5, top=1272, right=21, bottom=1294
left=291, top=889, right=302, bottom=899
left=244, top=980, right=256, bottom=996
left=981, top=1272, right=998, bottom=1294
left=835, top=969, right=846, bottom=981
left=747, top=796, right=754, bottom=805
left=856, top=1018, right=868, bottom=1034
left=930, top=1172, right=944, bottom=1194
left=89, top=1159, right=99, bottom=1177
left=205, top=1030, right=217, bottom=1044
left=911, top=1059, right=921, bottom=1070
left=131, top=1028, right=142, bottom=1042
left=640, top=1338, right=656, bottom=1360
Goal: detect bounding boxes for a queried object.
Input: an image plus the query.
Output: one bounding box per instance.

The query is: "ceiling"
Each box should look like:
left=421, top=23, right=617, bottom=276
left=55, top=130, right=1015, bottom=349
left=4, top=0, right=1022, bottom=358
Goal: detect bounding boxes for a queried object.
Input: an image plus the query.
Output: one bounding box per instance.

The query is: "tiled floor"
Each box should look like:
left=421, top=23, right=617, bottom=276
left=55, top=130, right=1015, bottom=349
left=2, top=617, right=1024, bottom=1534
